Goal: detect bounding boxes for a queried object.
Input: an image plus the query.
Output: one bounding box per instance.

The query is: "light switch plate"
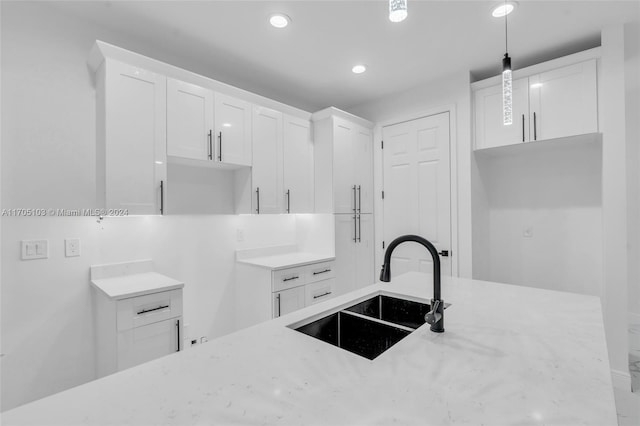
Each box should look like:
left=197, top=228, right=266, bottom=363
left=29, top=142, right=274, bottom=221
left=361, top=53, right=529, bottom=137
left=65, top=238, right=81, bottom=257
left=21, top=240, right=48, bottom=260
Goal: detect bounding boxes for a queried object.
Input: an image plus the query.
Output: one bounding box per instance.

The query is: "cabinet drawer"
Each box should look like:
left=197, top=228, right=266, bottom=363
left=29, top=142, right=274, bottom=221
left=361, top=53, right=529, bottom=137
left=305, top=278, right=336, bottom=306
left=305, top=261, right=335, bottom=284
left=273, top=267, right=306, bottom=292
left=117, top=289, right=183, bottom=331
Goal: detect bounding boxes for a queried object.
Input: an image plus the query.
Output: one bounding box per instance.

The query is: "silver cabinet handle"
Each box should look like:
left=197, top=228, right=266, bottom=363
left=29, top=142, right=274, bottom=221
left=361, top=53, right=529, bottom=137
left=357, top=185, right=361, bottom=213
left=353, top=215, right=357, bottom=243
left=522, top=115, right=525, bottom=142
left=533, top=112, right=537, bottom=140
left=352, top=185, right=357, bottom=213
left=357, top=214, right=361, bottom=243
left=218, top=131, right=223, bottom=161
left=313, top=291, right=332, bottom=300
left=276, top=293, right=281, bottom=317
left=313, top=269, right=331, bottom=275
left=160, top=180, right=164, bottom=215
left=208, top=130, right=213, bottom=160
left=282, top=276, right=299, bottom=282
left=286, top=189, right=290, bottom=214
left=176, top=319, right=180, bottom=352
left=256, top=187, right=260, bottom=214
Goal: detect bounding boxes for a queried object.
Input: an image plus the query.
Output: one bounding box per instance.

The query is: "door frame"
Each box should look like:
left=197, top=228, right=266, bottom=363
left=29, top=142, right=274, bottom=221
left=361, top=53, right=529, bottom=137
left=373, top=104, right=459, bottom=278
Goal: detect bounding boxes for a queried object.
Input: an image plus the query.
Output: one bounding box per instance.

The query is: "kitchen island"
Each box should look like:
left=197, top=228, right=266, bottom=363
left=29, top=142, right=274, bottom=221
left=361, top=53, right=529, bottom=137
left=2, top=272, right=617, bottom=425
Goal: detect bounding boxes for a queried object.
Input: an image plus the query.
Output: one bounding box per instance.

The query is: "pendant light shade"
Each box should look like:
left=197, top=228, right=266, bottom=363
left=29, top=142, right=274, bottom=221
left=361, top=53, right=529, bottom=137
left=503, top=53, right=512, bottom=125
left=501, top=1, right=513, bottom=126
left=389, top=0, right=407, bottom=22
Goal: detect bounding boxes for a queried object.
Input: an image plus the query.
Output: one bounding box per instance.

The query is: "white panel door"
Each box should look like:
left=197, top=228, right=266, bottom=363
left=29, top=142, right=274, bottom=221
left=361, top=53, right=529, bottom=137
left=382, top=112, right=452, bottom=277
left=166, top=78, right=214, bottom=161
left=117, top=317, right=180, bottom=371
left=332, top=118, right=356, bottom=214
left=356, top=213, right=375, bottom=289
left=105, top=60, right=166, bottom=215
left=474, top=77, right=530, bottom=150
left=334, top=214, right=358, bottom=295
left=252, top=106, right=283, bottom=214
left=215, top=93, right=252, bottom=166
left=355, top=126, right=374, bottom=214
left=272, top=286, right=305, bottom=317
left=529, top=59, right=598, bottom=141
left=283, top=115, right=314, bottom=213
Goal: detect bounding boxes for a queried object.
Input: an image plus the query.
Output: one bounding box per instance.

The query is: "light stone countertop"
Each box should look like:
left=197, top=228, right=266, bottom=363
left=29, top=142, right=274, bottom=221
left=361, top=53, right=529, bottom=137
left=91, top=272, right=184, bottom=300
left=236, top=252, right=335, bottom=270
left=2, top=272, right=617, bottom=425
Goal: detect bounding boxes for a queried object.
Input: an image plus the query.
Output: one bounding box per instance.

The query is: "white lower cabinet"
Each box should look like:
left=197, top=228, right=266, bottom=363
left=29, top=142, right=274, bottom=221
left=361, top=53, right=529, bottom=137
left=236, top=259, right=336, bottom=329
left=93, top=285, right=184, bottom=378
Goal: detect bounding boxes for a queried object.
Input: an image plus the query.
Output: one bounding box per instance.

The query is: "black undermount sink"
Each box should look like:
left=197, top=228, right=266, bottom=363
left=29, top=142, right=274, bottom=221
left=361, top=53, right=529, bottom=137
left=294, top=294, right=449, bottom=360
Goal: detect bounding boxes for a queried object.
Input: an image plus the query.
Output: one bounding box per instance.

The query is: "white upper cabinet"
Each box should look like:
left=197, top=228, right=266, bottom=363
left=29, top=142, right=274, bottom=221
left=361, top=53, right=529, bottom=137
left=97, top=59, right=167, bottom=215
left=283, top=115, right=314, bottom=213
left=473, top=55, right=598, bottom=150
left=167, top=78, right=214, bottom=161
left=332, top=118, right=358, bottom=214
left=529, top=59, right=598, bottom=141
left=215, top=93, right=252, bottom=167
left=354, top=126, right=374, bottom=214
left=474, top=77, right=530, bottom=150
left=252, top=106, right=283, bottom=214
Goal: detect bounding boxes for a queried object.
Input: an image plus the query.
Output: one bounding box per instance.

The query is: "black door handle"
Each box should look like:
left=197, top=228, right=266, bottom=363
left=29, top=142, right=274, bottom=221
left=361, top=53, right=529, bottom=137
left=438, top=250, right=449, bottom=257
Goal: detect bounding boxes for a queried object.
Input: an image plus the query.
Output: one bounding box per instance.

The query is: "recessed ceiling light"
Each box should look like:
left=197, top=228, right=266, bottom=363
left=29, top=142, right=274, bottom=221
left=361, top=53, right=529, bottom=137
left=269, top=13, right=290, bottom=28
left=492, top=2, right=516, bottom=18
left=352, top=64, right=367, bottom=74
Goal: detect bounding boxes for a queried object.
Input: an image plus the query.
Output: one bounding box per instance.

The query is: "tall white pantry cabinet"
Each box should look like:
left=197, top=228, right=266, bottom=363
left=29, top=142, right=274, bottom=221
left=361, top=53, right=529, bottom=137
left=313, top=108, right=375, bottom=295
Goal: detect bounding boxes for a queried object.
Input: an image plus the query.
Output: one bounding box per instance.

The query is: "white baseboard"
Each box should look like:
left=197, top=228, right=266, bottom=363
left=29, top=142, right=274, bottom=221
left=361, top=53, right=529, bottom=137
left=611, top=369, right=632, bottom=391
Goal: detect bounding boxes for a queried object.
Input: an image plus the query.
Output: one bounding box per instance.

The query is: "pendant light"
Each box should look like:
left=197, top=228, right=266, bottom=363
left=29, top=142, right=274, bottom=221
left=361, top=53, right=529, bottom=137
left=502, top=0, right=512, bottom=125
left=389, top=0, right=407, bottom=23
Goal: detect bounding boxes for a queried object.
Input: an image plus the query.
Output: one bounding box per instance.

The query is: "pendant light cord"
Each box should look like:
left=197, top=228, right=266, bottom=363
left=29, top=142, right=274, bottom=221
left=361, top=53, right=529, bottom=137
left=504, top=0, right=508, bottom=54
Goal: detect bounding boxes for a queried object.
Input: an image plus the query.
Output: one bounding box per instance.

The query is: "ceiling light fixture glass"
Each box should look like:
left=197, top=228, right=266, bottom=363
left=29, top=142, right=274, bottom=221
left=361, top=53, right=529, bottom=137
left=352, top=64, right=367, bottom=74
left=389, top=0, right=407, bottom=22
left=492, top=2, right=515, bottom=18
left=269, top=14, right=290, bottom=28
left=501, top=0, right=512, bottom=126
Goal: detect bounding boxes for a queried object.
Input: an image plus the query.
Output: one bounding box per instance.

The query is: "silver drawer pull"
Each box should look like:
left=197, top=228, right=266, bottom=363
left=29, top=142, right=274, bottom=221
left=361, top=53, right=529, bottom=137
left=137, top=305, right=169, bottom=315
left=313, top=291, right=332, bottom=300
left=313, top=269, right=331, bottom=275
left=282, top=276, right=299, bottom=282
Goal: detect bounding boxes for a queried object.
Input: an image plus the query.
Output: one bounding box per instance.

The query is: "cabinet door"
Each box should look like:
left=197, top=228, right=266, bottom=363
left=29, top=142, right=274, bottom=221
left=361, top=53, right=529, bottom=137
left=333, top=118, right=357, bottom=214
left=252, top=106, right=283, bottom=214
left=167, top=78, right=214, bottom=161
left=283, top=115, right=314, bottom=213
left=474, top=77, right=530, bottom=149
left=354, top=126, right=374, bottom=214
left=215, top=93, right=252, bottom=166
left=272, top=286, right=305, bottom=318
left=334, top=214, right=357, bottom=296
left=529, top=59, right=598, bottom=141
left=356, top=214, right=375, bottom=289
left=117, top=317, right=181, bottom=371
left=103, top=60, right=167, bottom=215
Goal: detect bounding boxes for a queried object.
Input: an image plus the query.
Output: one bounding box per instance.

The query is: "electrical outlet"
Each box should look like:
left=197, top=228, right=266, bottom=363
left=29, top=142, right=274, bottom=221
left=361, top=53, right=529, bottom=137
left=190, top=339, right=198, bottom=346
left=21, top=240, right=48, bottom=260
left=65, top=238, right=81, bottom=257
left=236, top=229, right=244, bottom=242
left=200, top=336, right=208, bottom=344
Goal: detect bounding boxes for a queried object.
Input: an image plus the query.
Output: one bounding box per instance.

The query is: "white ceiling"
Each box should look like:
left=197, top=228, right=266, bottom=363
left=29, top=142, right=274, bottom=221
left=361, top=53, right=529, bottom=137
left=47, top=0, right=639, bottom=112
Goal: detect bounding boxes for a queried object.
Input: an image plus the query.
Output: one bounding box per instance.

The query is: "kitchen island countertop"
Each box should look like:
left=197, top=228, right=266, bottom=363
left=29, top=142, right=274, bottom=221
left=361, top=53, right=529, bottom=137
left=2, top=272, right=617, bottom=425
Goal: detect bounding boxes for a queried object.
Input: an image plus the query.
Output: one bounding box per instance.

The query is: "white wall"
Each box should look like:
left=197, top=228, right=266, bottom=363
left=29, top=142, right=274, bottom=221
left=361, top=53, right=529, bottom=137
left=624, top=21, right=640, bottom=319
left=347, top=70, right=473, bottom=280
left=474, top=143, right=603, bottom=296
left=0, top=3, right=333, bottom=411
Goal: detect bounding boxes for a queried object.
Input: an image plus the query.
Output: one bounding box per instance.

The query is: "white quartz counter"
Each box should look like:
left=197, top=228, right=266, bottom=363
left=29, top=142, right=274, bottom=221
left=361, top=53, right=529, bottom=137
left=2, top=272, right=617, bottom=425
left=236, top=252, right=335, bottom=270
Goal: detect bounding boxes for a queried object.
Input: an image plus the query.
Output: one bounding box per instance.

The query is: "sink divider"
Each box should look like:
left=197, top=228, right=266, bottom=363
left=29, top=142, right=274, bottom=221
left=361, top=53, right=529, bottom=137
left=339, top=309, right=417, bottom=333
